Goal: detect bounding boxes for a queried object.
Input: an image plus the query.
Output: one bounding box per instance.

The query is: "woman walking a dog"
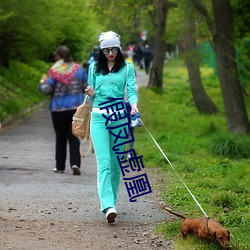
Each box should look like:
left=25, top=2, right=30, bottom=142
left=85, top=31, right=138, bottom=223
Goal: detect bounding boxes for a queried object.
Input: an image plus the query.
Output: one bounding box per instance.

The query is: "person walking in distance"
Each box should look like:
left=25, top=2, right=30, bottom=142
left=85, top=31, right=138, bottom=223
left=39, top=45, right=88, bottom=175
left=143, top=44, right=152, bottom=74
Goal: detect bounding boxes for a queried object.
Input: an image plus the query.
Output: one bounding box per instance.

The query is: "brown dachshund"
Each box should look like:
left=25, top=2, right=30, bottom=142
left=162, top=207, right=231, bottom=249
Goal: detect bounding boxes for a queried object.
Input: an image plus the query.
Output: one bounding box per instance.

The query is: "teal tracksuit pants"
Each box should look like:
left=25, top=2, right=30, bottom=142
left=90, top=111, right=128, bottom=212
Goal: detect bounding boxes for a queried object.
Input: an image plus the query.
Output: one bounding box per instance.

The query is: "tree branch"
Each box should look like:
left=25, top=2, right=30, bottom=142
left=190, top=0, right=216, bottom=37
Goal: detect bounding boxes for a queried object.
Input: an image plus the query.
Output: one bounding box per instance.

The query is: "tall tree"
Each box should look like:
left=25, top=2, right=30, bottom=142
left=91, top=0, right=155, bottom=48
left=191, top=0, right=250, bottom=134
left=184, top=1, right=218, bottom=114
left=232, top=0, right=250, bottom=96
left=148, top=0, right=176, bottom=89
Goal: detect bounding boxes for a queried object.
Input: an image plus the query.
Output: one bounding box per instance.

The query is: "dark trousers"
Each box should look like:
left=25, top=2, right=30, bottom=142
left=51, top=110, right=80, bottom=171
left=144, top=59, right=151, bottom=74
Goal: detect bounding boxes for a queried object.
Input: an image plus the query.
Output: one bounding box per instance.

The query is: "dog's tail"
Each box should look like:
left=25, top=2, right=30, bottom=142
left=161, top=206, right=187, bottom=220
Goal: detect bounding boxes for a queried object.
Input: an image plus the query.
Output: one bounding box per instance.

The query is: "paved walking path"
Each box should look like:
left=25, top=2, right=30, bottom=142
left=0, top=69, right=171, bottom=249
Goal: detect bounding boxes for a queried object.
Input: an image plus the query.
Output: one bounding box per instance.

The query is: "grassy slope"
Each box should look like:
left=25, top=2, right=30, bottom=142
left=135, top=59, right=250, bottom=250
left=0, top=60, right=50, bottom=123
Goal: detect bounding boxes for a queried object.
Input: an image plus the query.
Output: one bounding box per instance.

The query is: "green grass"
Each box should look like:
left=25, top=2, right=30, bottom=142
left=0, top=60, right=50, bottom=123
left=135, top=58, right=250, bottom=250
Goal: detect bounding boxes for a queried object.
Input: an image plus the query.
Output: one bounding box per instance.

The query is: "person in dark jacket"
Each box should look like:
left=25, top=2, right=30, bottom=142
left=143, top=44, right=152, bottom=74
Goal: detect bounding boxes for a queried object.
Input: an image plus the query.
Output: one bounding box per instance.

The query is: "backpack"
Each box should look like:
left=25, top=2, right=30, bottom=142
left=72, top=95, right=94, bottom=158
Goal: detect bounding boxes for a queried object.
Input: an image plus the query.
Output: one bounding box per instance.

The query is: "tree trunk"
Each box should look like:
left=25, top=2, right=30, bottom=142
left=191, top=0, right=250, bottom=134
left=147, top=0, right=169, bottom=89
left=184, top=4, right=218, bottom=114
left=212, top=0, right=250, bottom=134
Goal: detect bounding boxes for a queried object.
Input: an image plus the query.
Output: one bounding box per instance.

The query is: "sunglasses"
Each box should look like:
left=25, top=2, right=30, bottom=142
left=102, top=47, right=119, bottom=55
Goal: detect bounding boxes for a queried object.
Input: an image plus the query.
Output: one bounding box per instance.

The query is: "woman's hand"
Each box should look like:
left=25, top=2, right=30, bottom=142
left=85, top=86, right=95, bottom=97
left=40, top=74, right=47, bottom=83
left=131, top=103, right=138, bottom=116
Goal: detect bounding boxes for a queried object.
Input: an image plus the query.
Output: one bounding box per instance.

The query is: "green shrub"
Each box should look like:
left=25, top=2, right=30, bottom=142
left=210, top=135, right=250, bottom=159
left=201, top=121, right=217, bottom=136
left=210, top=191, right=237, bottom=209
left=0, top=60, right=49, bottom=123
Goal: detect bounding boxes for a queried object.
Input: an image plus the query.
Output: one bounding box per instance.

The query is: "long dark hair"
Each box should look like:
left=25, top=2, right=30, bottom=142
left=54, top=45, right=73, bottom=63
left=95, top=48, right=126, bottom=75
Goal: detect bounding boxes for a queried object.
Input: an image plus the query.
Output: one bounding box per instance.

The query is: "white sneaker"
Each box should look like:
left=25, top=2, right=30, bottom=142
left=53, top=168, right=64, bottom=173
left=127, top=153, right=132, bottom=160
left=105, top=207, right=117, bottom=223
